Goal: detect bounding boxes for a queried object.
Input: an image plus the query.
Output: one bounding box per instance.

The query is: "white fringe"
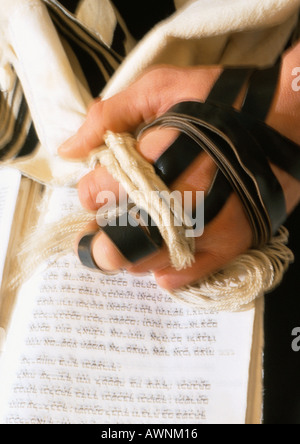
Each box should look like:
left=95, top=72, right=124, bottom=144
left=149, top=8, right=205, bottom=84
left=173, top=226, right=294, bottom=311
left=97, top=131, right=196, bottom=271
left=6, top=209, right=294, bottom=313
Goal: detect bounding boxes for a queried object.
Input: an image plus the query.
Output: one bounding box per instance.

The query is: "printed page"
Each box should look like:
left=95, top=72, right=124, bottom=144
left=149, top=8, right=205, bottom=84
left=0, top=188, right=257, bottom=424
left=0, top=256, right=256, bottom=424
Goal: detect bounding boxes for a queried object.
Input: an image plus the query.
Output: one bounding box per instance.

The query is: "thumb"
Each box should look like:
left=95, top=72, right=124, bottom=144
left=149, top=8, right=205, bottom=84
left=58, top=69, right=165, bottom=159
left=58, top=66, right=222, bottom=159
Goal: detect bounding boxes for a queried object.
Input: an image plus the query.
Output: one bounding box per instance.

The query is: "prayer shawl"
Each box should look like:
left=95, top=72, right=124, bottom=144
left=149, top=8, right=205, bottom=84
left=0, top=0, right=299, bottom=184
left=0, top=0, right=299, bottom=310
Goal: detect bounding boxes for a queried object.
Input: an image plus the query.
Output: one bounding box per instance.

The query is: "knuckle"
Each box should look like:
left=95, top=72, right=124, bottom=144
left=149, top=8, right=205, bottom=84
left=78, top=174, right=98, bottom=211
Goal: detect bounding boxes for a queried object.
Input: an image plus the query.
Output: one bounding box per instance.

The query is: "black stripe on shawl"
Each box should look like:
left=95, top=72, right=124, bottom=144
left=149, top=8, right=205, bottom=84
left=0, top=77, right=39, bottom=161
left=111, top=21, right=127, bottom=58
left=59, top=0, right=128, bottom=57
left=58, top=0, right=81, bottom=14
left=15, top=123, right=39, bottom=159
left=43, top=0, right=122, bottom=97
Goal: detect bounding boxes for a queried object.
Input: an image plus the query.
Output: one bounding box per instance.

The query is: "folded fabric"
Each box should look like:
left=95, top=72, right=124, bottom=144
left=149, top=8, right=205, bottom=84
left=0, top=0, right=299, bottom=184
left=0, top=0, right=128, bottom=183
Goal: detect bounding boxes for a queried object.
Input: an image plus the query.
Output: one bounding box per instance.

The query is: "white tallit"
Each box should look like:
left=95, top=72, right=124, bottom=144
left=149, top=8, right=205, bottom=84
left=0, top=0, right=299, bottom=310
left=0, top=0, right=298, bottom=184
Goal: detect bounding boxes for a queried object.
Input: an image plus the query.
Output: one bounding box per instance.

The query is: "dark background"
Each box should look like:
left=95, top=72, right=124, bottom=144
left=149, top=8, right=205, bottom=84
left=60, top=0, right=176, bottom=40
left=264, top=204, right=300, bottom=424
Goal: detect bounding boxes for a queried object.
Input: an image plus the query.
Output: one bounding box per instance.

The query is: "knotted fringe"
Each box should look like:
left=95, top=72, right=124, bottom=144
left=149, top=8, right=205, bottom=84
left=173, top=226, right=293, bottom=311
left=4, top=132, right=294, bottom=312
left=5, top=210, right=96, bottom=294
left=95, top=132, right=196, bottom=271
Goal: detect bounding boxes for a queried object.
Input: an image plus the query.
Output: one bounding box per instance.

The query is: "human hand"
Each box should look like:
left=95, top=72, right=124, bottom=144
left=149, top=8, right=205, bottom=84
left=59, top=43, right=300, bottom=291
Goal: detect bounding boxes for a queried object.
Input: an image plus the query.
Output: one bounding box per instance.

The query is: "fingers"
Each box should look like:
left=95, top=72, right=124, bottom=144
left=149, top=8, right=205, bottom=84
left=58, top=66, right=223, bottom=160
left=76, top=131, right=252, bottom=289
left=58, top=92, right=143, bottom=159
left=154, top=194, right=253, bottom=290
left=86, top=191, right=251, bottom=291
left=76, top=128, right=182, bottom=214
left=78, top=165, right=123, bottom=212
left=77, top=127, right=218, bottom=276
left=58, top=67, right=172, bottom=160
left=76, top=221, right=131, bottom=272
left=71, top=65, right=254, bottom=290
left=154, top=251, right=228, bottom=290
left=78, top=126, right=217, bottom=213
left=92, top=230, right=131, bottom=271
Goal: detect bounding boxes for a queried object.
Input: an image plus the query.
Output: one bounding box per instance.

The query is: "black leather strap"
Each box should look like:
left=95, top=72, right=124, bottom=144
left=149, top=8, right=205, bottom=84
left=78, top=213, right=163, bottom=270
left=202, top=171, right=232, bottom=225
left=153, top=129, right=234, bottom=230
left=153, top=68, right=254, bottom=231
left=147, top=52, right=300, bottom=247
left=236, top=110, right=300, bottom=182
left=78, top=23, right=300, bottom=270
left=101, top=211, right=163, bottom=263
left=78, top=232, right=101, bottom=270
left=207, top=68, right=253, bottom=106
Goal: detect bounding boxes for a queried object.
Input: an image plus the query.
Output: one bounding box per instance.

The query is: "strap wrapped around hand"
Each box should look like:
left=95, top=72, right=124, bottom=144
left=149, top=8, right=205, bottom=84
left=141, top=100, right=288, bottom=249
left=87, top=130, right=295, bottom=312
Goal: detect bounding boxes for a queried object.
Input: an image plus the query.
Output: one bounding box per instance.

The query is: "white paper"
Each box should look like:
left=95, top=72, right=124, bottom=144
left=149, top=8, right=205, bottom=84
left=0, top=187, right=256, bottom=424
left=0, top=254, right=255, bottom=424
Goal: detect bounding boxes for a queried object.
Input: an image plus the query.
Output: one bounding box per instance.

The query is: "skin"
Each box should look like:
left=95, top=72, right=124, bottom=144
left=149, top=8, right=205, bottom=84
left=59, top=41, right=300, bottom=291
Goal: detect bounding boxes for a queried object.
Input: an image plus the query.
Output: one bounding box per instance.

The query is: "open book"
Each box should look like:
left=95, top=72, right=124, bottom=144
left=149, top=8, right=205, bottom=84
left=0, top=167, right=264, bottom=424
